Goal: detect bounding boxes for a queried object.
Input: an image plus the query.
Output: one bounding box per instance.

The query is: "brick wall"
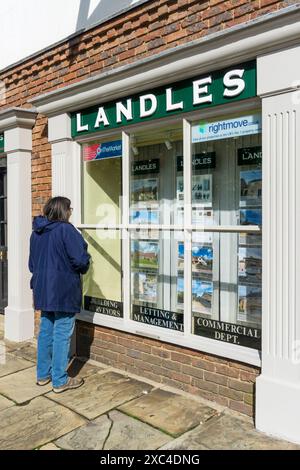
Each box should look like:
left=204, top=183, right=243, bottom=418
left=76, top=320, right=260, bottom=417
left=0, top=0, right=297, bottom=214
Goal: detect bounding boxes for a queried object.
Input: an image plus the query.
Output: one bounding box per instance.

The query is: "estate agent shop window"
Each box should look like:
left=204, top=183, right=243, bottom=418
left=74, top=60, right=262, bottom=358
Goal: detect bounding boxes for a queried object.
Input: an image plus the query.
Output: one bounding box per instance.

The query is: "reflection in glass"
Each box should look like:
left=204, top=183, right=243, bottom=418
left=82, top=229, right=122, bottom=314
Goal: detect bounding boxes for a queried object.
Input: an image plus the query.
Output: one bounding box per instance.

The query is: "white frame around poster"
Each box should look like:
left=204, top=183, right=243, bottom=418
left=75, top=101, right=262, bottom=367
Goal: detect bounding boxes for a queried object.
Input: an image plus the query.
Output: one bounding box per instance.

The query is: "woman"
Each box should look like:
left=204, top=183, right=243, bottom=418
left=29, top=196, right=90, bottom=393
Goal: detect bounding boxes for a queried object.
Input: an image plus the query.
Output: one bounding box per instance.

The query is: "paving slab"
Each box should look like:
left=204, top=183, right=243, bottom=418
left=47, top=371, right=153, bottom=419
left=0, top=396, right=85, bottom=450
left=1, top=339, right=34, bottom=354
left=11, top=344, right=37, bottom=363
left=39, top=443, right=61, bottom=450
left=56, top=410, right=172, bottom=450
left=0, top=366, right=52, bottom=403
left=0, top=352, right=34, bottom=378
left=160, top=413, right=300, bottom=450
left=67, top=358, right=103, bottom=379
left=0, top=394, right=15, bottom=412
left=118, top=388, right=217, bottom=437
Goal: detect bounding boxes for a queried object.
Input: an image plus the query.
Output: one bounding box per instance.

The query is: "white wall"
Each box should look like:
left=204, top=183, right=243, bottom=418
left=0, top=0, right=146, bottom=71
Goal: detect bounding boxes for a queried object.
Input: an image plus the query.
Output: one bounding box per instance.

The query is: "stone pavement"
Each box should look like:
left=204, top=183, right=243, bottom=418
left=0, top=315, right=299, bottom=450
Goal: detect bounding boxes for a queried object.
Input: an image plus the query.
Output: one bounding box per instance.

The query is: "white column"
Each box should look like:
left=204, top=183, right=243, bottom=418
left=0, top=108, right=37, bottom=341
left=48, top=113, right=81, bottom=226
left=256, top=45, right=300, bottom=444
left=48, top=113, right=81, bottom=355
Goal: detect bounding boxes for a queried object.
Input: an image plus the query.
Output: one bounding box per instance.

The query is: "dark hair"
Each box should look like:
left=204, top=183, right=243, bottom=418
left=43, top=196, right=71, bottom=222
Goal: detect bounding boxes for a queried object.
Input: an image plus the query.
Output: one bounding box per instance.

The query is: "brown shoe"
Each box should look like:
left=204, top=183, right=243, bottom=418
left=52, top=377, right=84, bottom=394
left=36, top=377, right=51, bottom=386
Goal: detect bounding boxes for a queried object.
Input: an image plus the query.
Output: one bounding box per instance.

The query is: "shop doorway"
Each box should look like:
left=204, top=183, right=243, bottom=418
left=0, top=166, right=7, bottom=313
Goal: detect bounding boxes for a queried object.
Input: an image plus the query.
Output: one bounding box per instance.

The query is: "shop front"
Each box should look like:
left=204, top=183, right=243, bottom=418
left=29, top=9, right=300, bottom=443
left=72, top=60, right=262, bottom=366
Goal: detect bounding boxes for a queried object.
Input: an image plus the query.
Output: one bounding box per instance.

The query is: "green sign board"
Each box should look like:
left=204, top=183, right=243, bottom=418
left=71, top=61, right=256, bottom=138
left=0, top=134, right=4, bottom=154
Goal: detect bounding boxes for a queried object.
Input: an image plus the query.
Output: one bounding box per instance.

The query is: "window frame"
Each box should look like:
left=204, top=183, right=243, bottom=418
left=75, top=98, right=262, bottom=367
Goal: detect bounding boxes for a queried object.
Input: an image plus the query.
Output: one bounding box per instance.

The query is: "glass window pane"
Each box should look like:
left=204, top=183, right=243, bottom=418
left=129, top=124, right=183, bottom=226
left=129, top=124, right=184, bottom=332
left=82, top=229, right=123, bottom=318
left=130, top=229, right=184, bottom=332
left=191, top=113, right=262, bottom=349
left=191, top=231, right=219, bottom=319
left=82, top=137, right=122, bottom=225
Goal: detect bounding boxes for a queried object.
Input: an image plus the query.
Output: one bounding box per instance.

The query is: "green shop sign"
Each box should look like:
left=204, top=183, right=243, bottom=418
left=71, top=61, right=256, bottom=137
left=0, top=134, right=4, bottom=153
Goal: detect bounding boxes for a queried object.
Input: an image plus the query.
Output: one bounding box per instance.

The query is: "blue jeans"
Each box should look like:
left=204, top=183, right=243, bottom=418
left=37, top=311, right=76, bottom=388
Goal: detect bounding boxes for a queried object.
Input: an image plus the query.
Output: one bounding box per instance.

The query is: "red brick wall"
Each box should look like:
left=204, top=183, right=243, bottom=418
left=0, top=0, right=296, bottom=214
left=76, top=320, right=260, bottom=416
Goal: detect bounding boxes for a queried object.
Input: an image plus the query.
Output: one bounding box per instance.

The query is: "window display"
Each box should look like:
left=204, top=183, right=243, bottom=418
left=191, top=120, right=262, bottom=347
left=80, top=112, right=262, bottom=350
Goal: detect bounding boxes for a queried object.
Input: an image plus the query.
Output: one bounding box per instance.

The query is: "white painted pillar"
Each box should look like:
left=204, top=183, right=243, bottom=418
left=48, top=113, right=81, bottom=355
left=256, top=45, right=300, bottom=444
left=48, top=113, right=81, bottom=226
left=0, top=108, right=37, bottom=342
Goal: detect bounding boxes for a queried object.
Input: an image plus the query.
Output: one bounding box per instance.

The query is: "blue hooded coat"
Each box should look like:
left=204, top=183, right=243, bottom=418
left=29, top=216, right=90, bottom=313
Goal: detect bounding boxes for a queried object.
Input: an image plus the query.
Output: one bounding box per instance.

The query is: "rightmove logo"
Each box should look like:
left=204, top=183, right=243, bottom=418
left=192, top=114, right=262, bottom=143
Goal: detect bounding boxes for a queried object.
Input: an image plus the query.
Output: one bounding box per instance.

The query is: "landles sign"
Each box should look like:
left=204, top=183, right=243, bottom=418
left=71, top=61, right=256, bottom=137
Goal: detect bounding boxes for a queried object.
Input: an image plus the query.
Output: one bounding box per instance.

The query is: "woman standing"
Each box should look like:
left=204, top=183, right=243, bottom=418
left=29, top=196, right=90, bottom=393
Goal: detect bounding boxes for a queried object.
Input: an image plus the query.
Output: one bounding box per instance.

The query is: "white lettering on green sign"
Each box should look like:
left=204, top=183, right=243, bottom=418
left=71, top=61, right=256, bottom=136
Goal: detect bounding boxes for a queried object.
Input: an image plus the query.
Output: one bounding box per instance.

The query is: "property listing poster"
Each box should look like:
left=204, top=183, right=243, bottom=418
left=177, top=242, right=213, bottom=275
left=177, top=242, right=213, bottom=315
left=176, top=175, right=212, bottom=206
left=131, top=271, right=158, bottom=304
left=130, top=162, right=160, bottom=224
left=192, top=279, right=213, bottom=315
left=131, top=240, right=159, bottom=270
left=131, top=238, right=159, bottom=306
left=240, top=169, right=262, bottom=207
left=238, top=285, right=262, bottom=324
left=130, top=209, right=159, bottom=225
left=131, top=178, right=158, bottom=206
left=238, top=246, right=262, bottom=283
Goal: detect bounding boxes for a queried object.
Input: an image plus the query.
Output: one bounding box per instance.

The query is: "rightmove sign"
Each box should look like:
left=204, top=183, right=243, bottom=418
left=192, top=114, right=262, bottom=143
